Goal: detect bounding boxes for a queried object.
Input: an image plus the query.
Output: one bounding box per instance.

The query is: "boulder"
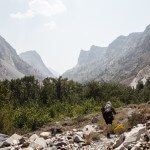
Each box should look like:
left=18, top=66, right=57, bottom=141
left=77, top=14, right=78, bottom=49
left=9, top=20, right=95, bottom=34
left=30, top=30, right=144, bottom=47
left=0, top=134, right=8, bottom=140
left=29, top=134, right=39, bottom=142
left=29, top=142, right=42, bottom=150
left=6, top=134, right=24, bottom=145
left=113, top=134, right=125, bottom=148
left=35, top=138, right=47, bottom=148
left=0, top=134, right=10, bottom=148
left=123, top=125, right=146, bottom=148
left=0, top=142, right=10, bottom=148
left=83, top=125, right=96, bottom=136
left=30, top=137, right=47, bottom=149
left=40, top=132, right=51, bottom=139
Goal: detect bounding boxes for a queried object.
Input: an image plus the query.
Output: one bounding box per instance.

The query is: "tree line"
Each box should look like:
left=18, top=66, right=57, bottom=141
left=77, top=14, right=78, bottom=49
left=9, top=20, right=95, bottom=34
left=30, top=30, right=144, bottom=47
left=0, top=76, right=149, bottom=134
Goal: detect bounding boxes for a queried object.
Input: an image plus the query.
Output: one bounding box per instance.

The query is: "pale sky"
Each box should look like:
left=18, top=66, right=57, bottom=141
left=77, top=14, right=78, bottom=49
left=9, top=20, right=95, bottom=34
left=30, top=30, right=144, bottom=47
left=0, top=0, right=150, bottom=74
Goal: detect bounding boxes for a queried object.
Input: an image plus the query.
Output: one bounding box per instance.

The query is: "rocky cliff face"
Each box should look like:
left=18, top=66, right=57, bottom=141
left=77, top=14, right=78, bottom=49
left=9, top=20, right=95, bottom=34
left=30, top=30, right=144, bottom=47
left=20, top=51, right=54, bottom=78
left=63, top=24, right=150, bottom=83
left=130, top=65, right=150, bottom=88
left=0, top=35, right=44, bottom=80
left=77, top=45, right=107, bottom=66
left=63, top=46, right=107, bottom=82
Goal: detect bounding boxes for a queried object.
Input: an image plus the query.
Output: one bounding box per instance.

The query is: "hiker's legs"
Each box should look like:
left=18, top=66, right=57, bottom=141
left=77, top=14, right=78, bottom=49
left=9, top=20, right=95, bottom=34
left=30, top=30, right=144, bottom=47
left=106, top=124, right=112, bottom=138
left=104, top=115, right=113, bottom=138
left=108, top=124, right=112, bottom=133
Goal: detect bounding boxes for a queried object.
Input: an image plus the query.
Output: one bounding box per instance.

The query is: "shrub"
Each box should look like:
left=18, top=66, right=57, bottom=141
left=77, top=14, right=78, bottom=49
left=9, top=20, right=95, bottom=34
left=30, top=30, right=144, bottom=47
left=90, top=132, right=102, bottom=141
left=113, top=124, right=126, bottom=135
left=128, top=112, right=145, bottom=127
left=13, top=112, right=27, bottom=129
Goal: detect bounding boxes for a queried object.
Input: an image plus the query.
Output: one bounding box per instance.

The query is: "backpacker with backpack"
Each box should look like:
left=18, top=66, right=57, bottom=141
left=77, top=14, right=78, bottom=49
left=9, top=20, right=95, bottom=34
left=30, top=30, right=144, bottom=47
left=102, top=101, right=115, bottom=125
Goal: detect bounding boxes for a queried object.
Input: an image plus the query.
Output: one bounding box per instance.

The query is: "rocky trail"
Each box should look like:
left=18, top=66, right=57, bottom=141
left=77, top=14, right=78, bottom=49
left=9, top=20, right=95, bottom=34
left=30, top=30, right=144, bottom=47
left=0, top=104, right=150, bottom=150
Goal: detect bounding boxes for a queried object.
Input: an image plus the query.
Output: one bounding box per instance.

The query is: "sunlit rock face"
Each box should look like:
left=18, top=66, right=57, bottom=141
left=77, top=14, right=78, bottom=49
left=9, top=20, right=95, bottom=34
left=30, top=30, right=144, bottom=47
left=131, top=65, right=150, bottom=88
left=63, top=24, right=150, bottom=84
left=20, top=50, right=54, bottom=78
left=0, top=35, right=44, bottom=80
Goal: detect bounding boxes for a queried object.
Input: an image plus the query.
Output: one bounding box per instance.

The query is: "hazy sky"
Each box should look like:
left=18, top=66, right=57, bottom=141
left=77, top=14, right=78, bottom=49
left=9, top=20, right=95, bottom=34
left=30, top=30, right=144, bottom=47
left=0, top=0, right=150, bottom=74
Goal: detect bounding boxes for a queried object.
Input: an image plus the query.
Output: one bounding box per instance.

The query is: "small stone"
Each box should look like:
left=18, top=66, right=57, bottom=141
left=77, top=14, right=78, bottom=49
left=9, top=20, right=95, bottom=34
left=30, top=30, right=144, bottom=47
left=0, top=147, right=11, bottom=150
left=21, top=141, right=30, bottom=148
left=22, top=147, right=34, bottom=150
left=46, top=146, right=57, bottom=150
left=50, top=127, right=63, bottom=136
left=91, top=116, right=100, bottom=124
left=145, top=114, right=150, bottom=121
left=55, top=141, right=67, bottom=147
left=67, top=136, right=72, bottom=140
left=46, top=139, right=54, bottom=147
left=75, top=131, right=83, bottom=138
left=72, top=129, right=77, bottom=132
left=29, top=142, right=42, bottom=150
left=73, top=135, right=84, bottom=143
left=146, top=121, right=150, bottom=130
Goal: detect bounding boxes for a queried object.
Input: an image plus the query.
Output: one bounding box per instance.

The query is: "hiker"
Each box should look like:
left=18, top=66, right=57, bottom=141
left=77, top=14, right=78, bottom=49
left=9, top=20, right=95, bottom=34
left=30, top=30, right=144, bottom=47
left=101, top=101, right=116, bottom=138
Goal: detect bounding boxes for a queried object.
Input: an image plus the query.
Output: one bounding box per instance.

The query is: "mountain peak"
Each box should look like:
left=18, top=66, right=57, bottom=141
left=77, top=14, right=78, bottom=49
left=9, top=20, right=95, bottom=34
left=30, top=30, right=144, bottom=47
left=0, top=35, right=45, bottom=80
left=90, top=45, right=98, bottom=50
left=90, top=45, right=106, bottom=51
left=20, top=50, right=40, bottom=57
left=77, top=46, right=107, bottom=66
left=20, top=51, right=54, bottom=78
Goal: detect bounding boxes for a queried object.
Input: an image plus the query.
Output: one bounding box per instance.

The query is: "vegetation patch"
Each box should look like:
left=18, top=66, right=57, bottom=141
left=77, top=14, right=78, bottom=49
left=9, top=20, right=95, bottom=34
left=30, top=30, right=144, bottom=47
left=0, top=76, right=150, bottom=134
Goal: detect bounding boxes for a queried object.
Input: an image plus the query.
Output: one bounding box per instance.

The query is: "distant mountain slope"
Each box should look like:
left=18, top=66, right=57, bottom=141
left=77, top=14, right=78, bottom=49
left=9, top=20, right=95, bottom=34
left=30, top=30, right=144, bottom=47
left=20, top=51, right=54, bottom=78
left=63, top=24, right=150, bottom=83
left=0, top=35, right=44, bottom=80
left=48, top=67, right=59, bottom=77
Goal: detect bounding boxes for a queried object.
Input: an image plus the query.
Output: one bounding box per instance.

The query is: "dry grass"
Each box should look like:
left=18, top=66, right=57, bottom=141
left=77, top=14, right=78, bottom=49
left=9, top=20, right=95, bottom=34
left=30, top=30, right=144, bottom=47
left=84, top=132, right=102, bottom=145
left=90, top=132, right=102, bottom=141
